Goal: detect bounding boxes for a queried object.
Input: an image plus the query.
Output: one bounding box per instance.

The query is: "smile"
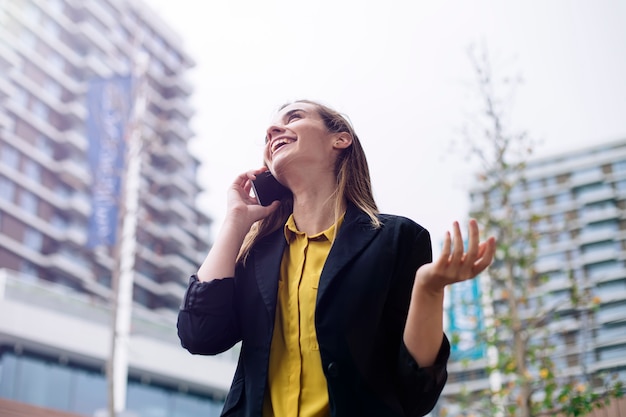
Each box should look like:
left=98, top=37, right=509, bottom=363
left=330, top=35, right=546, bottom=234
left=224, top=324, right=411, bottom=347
left=271, top=137, right=296, bottom=154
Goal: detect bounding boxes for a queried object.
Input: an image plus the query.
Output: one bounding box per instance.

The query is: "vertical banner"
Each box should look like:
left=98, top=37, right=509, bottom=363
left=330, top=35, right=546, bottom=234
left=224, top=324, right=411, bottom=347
left=447, top=277, right=486, bottom=360
left=86, top=76, right=133, bottom=248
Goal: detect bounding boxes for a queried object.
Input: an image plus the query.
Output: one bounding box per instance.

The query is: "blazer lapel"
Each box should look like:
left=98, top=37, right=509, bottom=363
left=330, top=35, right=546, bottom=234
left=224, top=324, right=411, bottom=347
left=253, top=228, right=287, bottom=319
left=317, top=203, right=381, bottom=304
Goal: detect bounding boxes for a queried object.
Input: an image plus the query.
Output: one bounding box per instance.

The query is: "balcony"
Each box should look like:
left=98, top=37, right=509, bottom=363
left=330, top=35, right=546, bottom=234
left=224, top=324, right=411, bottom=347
left=579, top=206, right=620, bottom=225
left=578, top=226, right=619, bottom=245
left=570, top=170, right=605, bottom=188
left=134, top=273, right=186, bottom=303
left=581, top=247, right=619, bottom=266
left=577, top=187, right=615, bottom=205
left=161, top=73, right=193, bottom=97
left=20, top=47, right=85, bottom=95
left=75, top=21, right=116, bottom=60
left=6, top=101, right=87, bottom=152
left=9, top=70, right=85, bottom=124
left=56, top=158, right=91, bottom=187
left=136, top=247, right=196, bottom=275
left=44, top=253, right=94, bottom=282
left=161, top=253, right=196, bottom=274
left=5, top=3, right=84, bottom=69
left=83, top=54, right=114, bottom=79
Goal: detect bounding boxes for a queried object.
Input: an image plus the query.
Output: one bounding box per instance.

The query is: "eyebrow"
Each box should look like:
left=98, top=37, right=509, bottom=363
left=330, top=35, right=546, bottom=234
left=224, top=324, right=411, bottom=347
left=281, top=108, right=307, bottom=121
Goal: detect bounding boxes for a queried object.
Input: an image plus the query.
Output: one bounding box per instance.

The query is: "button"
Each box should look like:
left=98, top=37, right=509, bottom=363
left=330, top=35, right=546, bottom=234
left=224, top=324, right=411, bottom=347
left=327, top=362, right=339, bottom=378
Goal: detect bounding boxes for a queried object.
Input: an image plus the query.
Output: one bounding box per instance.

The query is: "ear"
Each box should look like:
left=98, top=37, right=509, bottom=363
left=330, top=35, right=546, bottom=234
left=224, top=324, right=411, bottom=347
left=332, top=132, right=353, bottom=150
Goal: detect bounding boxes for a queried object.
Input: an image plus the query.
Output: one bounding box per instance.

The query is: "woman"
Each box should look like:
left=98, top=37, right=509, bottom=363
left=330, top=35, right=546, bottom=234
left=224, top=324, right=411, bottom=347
left=177, top=100, right=496, bottom=417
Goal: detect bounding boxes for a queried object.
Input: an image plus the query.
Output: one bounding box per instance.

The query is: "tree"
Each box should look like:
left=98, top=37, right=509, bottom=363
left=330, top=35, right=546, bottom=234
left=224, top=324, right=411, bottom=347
left=444, top=44, right=623, bottom=417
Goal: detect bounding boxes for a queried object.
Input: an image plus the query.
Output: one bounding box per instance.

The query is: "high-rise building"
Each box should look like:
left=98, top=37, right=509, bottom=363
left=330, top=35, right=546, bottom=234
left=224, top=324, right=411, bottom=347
left=439, top=139, right=626, bottom=416
left=0, top=0, right=236, bottom=415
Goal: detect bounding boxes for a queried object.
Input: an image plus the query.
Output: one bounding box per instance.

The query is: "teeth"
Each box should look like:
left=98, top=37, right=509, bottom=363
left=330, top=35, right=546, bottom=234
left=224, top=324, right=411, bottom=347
left=272, top=138, right=293, bottom=153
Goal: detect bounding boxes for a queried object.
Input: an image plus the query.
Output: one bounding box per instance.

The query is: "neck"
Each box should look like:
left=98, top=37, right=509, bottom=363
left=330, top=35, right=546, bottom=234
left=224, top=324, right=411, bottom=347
left=290, top=186, right=345, bottom=236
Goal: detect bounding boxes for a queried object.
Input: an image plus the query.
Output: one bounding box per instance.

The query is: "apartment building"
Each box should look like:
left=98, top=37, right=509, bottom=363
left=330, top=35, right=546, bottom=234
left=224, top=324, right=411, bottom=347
left=440, top=139, right=626, bottom=416
left=0, top=0, right=235, bottom=415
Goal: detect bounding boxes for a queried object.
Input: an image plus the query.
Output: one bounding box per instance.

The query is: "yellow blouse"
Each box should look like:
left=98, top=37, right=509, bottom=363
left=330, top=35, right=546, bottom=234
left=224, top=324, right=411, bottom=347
left=263, top=214, right=344, bottom=417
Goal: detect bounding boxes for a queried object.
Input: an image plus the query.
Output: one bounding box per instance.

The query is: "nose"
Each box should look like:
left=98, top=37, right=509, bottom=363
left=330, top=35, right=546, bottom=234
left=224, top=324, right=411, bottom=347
left=265, top=124, right=285, bottom=143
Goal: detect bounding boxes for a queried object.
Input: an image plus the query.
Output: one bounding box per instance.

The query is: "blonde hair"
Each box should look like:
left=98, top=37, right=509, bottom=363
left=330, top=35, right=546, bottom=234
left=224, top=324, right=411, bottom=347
left=237, top=100, right=380, bottom=264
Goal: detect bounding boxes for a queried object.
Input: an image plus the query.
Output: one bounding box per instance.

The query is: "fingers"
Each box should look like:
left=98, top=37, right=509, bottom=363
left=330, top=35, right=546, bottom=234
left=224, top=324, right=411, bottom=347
left=440, top=230, right=452, bottom=260
left=465, top=219, right=479, bottom=261
left=472, top=236, right=497, bottom=273
left=436, top=220, right=496, bottom=283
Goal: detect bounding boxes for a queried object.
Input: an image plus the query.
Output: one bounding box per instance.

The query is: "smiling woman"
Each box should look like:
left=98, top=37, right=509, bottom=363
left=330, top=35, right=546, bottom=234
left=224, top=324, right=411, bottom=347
left=177, top=100, right=496, bottom=417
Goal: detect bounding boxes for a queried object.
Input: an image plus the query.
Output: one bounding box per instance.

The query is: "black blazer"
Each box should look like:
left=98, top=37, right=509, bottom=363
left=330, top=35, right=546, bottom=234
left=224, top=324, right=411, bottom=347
left=178, top=203, right=449, bottom=417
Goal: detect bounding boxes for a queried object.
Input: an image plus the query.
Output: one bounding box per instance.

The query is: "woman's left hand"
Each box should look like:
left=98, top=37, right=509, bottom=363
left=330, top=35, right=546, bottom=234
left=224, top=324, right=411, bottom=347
left=415, top=219, right=496, bottom=295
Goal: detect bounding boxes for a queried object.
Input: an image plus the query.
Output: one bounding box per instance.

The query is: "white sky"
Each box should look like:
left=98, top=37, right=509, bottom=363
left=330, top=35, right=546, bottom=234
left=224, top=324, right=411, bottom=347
left=144, top=0, right=626, bottom=253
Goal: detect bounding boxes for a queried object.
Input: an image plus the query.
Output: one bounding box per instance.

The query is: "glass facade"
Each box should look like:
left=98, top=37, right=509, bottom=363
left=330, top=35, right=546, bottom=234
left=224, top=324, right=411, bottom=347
left=0, top=349, right=224, bottom=417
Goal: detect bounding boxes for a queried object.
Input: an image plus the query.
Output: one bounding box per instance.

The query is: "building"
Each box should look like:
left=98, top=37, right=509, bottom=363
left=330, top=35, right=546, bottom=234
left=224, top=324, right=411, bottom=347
left=0, top=0, right=236, bottom=415
left=439, top=139, right=626, bottom=416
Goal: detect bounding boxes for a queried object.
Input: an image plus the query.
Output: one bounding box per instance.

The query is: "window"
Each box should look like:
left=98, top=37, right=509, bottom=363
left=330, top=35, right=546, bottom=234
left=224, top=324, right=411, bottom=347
left=51, top=214, right=68, bottom=229
left=596, top=300, right=626, bottom=322
left=21, top=29, right=37, bottom=49
left=24, top=227, right=43, bottom=251
left=32, top=100, right=49, bottom=120
left=586, top=261, right=622, bottom=280
left=42, top=17, right=60, bottom=37
left=15, top=88, right=29, bottom=108
left=23, top=159, right=42, bottom=182
left=36, top=135, right=55, bottom=158
left=613, top=160, right=626, bottom=173
left=582, top=240, right=617, bottom=255
left=58, top=248, right=90, bottom=270
left=555, top=191, right=571, bottom=204
left=579, top=199, right=616, bottom=220
left=574, top=182, right=608, bottom=200
left=537, top=252, right=566, bottom=264
left=595, top=279, right=626, bottom=300
left=570, top=166, right=603, bottom=185
left=585, top=220, right=618, bottom=234
left=20, top=262, right=39, bottom=280
left=45, top=79, right=63, bottom=101
left=0, top=351, right=222, bottom=417
left=1, top=145, right=20, bottom=169
left=48, top=52, right=65, bottom=72
left=0, top=176, right=16, bottom=202
left=18, top=190, right=38, bottom=214
left=598, top=344, right=626, bottom=362
left=526, top=179, right=543, bottom=192
left=530, top=197, right=545, bottom=210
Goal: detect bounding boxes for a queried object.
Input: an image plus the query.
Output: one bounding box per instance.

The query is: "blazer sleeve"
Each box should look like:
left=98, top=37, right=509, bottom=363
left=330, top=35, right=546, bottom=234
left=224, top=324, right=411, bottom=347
left=397, top=336, right=450, bottom=416
left=392, top=222, right=450, bottom=416
left=177, top=274, right=242, bottom=355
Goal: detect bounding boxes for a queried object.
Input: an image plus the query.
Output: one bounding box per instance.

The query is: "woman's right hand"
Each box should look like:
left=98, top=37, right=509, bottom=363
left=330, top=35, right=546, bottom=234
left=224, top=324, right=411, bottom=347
left=196, top=168, right=281, bottom=282
left=225, top=168, right=281, bottom=228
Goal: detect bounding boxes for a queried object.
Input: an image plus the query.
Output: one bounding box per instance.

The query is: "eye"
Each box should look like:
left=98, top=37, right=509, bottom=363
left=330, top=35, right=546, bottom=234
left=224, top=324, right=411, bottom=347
left=286, top=112, right=302, bottom=123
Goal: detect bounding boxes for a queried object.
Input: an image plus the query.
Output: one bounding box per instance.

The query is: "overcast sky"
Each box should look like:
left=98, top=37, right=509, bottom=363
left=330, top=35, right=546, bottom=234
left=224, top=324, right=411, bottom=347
left=144, top=0, right=626, bottom=253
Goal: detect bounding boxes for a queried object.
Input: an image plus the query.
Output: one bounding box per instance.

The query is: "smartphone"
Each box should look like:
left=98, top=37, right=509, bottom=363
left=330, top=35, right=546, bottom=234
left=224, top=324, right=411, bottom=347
left=251, top=171, right=291, bottom=206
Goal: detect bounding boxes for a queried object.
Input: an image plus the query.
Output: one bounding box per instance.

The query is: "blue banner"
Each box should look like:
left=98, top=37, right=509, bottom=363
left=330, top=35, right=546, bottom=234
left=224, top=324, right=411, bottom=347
left=447, top=277, right=486, bottom=360
left=86, top=76, right=133, bottom=248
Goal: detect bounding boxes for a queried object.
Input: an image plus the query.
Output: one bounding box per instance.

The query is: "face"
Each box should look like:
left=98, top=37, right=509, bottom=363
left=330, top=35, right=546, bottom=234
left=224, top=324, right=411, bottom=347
left=264, top=102, right=350, bottom=176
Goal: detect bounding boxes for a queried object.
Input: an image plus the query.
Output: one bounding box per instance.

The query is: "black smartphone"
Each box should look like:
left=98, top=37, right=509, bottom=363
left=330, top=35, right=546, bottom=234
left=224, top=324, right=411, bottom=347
left=251, top=171, right=291, bottom=206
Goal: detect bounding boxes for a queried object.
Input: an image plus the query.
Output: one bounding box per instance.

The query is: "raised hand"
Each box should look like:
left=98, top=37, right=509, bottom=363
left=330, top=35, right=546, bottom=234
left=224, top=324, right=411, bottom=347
left=416, top=219, right=496, bottom=294
left=226, top=168, right=281, bottom=227
left=404, top=219, right=496, bottom=366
